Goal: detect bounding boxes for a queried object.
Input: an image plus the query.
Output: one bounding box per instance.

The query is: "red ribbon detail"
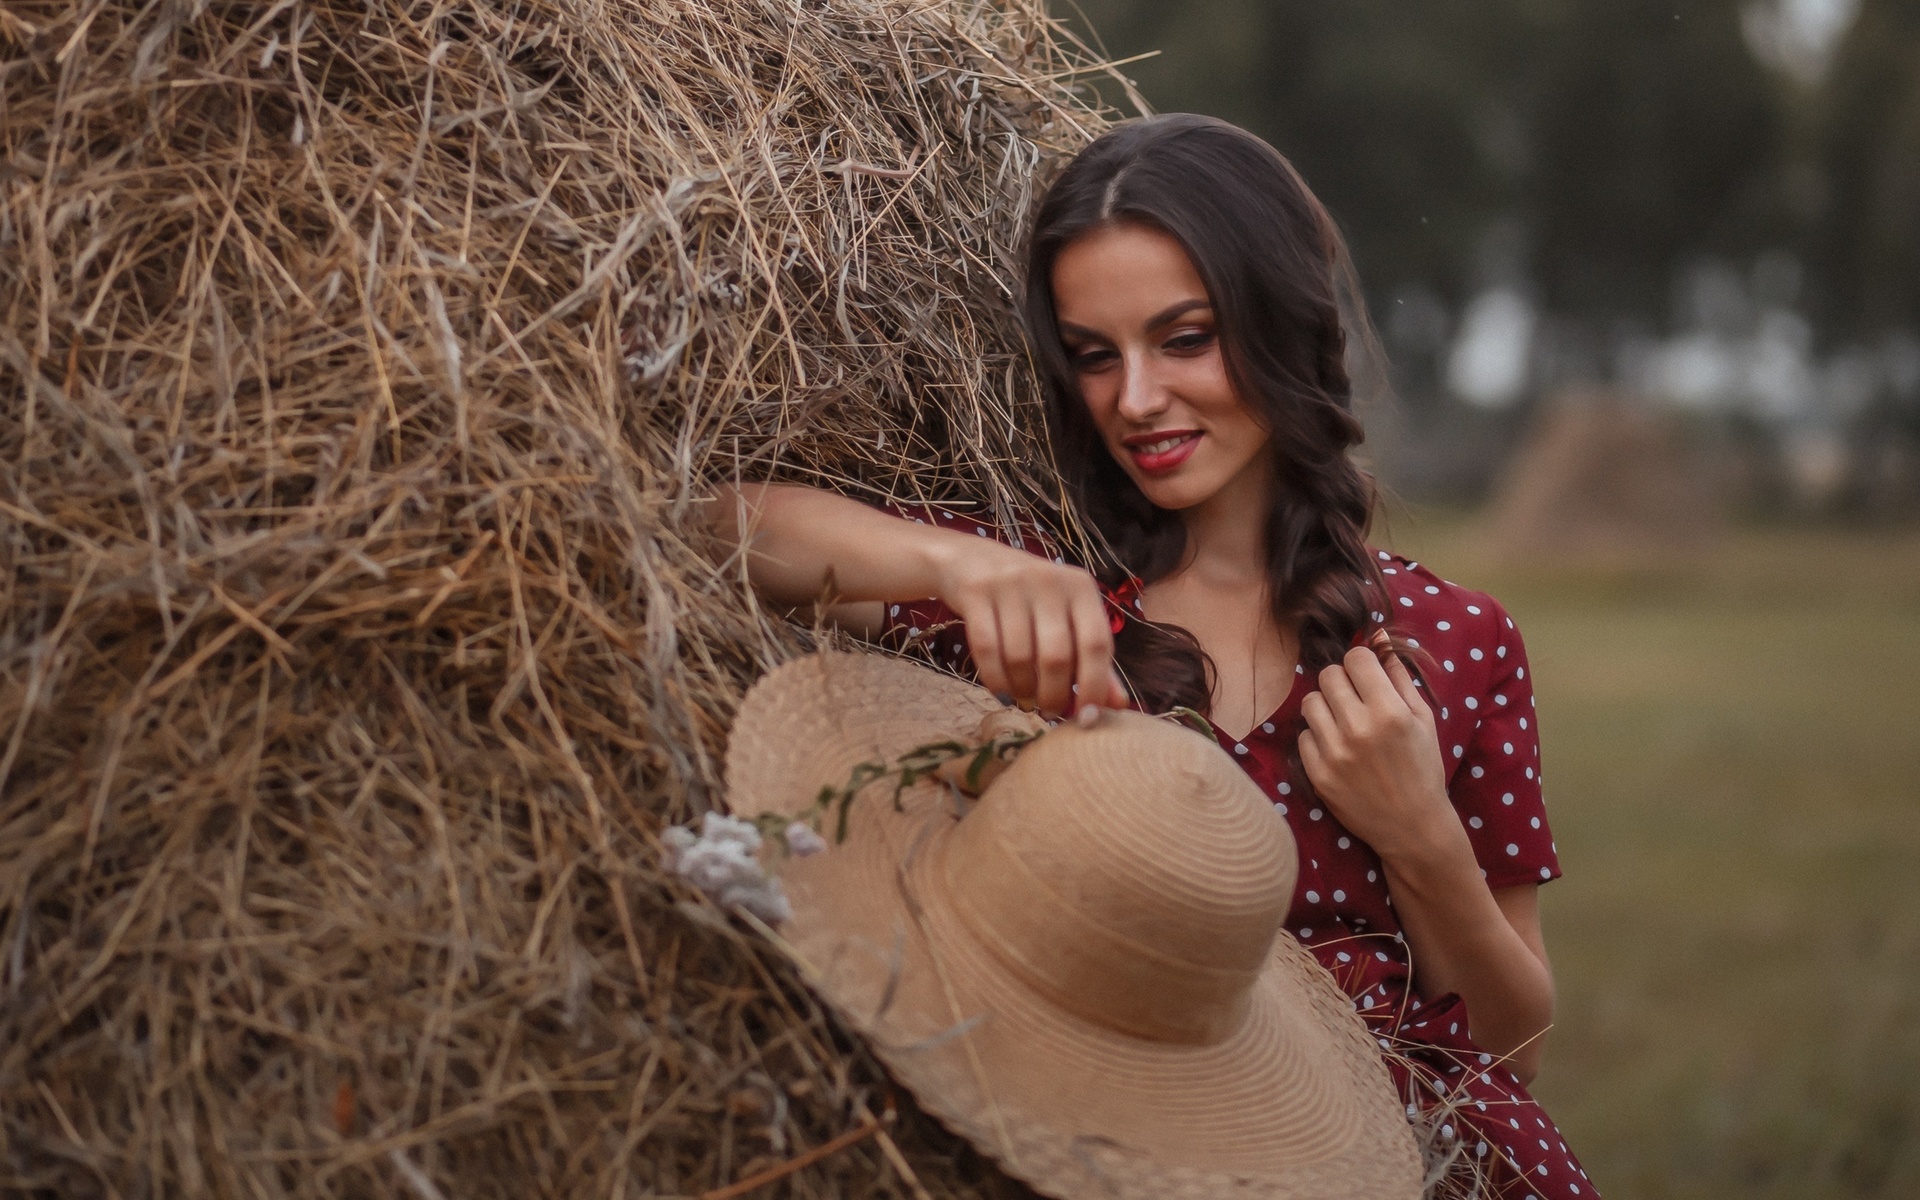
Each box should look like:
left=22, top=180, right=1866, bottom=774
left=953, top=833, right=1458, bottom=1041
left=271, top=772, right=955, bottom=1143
left=1102, top=576, right=1145, bottom=635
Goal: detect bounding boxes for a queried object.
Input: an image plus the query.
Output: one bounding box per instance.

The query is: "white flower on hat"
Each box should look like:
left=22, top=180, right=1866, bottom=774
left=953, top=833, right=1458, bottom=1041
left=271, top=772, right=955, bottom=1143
left=783, top=821, right=828, bottom=858
left=661, top=813, right=792, bottom=923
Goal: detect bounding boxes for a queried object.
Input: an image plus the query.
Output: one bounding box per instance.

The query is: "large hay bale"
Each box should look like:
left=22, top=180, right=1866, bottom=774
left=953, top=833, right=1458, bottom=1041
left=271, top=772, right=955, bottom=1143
left=1484, top=387, right=1725, bottom=567
left=0, top=2, right=1117, bottom=1195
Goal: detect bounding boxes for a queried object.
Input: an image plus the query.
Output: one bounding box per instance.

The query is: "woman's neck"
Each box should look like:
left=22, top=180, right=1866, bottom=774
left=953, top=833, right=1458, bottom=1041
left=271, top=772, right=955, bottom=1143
left=1148, top=456, right=1293, bottom=740
left=1173, top=453, right=1273, bottom=586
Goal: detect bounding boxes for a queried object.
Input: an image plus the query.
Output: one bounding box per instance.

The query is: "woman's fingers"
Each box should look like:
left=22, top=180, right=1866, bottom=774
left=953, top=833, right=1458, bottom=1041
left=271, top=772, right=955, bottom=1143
left=1068, top=586, right=1117, bottom=714
left=965, top=606, right=1012, bottom=700
left=993, top=597, right=1038, bottom=705
left=1030, top=601, right=1076, bottom=715
left=1297, top=725, right=1327, bottom=784
left=1342, top=644, right=1404, bottom=710
left=1315, top=659, right=1367, bottom=729
left=942, top=557, right=1122, bottom=715
left=1299, top=689, right=1343, bottom=755
left=1381, top=647, right=1429, bottom=712
left=1015, top=584, right=1116, bottom=716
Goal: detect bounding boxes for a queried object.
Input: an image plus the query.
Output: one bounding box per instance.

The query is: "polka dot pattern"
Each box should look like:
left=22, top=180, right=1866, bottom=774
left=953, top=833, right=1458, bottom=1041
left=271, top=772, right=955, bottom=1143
left=875, top=508, right=1585, bottom=1196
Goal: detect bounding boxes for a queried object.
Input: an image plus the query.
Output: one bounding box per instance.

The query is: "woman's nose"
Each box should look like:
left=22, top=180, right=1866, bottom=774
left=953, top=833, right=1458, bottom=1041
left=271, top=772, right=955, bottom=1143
left=1115, top=356, right=1168, bottom=421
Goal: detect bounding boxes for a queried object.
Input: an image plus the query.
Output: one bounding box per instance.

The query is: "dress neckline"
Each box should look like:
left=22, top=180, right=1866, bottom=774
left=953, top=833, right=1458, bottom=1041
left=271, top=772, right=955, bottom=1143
left=1205, top=666, right=1309, bottom=746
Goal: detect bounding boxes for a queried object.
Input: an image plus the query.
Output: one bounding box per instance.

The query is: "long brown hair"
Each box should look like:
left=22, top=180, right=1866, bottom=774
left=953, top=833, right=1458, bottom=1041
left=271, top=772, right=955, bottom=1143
left=1023, top=114, right=1395, bottom=714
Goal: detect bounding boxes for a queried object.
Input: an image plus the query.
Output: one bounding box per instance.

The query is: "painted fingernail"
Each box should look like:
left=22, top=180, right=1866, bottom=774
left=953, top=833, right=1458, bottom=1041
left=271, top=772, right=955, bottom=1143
left=1076, top=704, right=1103, bottom=728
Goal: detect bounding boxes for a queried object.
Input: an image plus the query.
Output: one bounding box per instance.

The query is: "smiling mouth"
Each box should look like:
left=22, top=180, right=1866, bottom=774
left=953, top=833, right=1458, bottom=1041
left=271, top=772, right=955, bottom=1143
left=1123, top=430, right=1202, bottom=473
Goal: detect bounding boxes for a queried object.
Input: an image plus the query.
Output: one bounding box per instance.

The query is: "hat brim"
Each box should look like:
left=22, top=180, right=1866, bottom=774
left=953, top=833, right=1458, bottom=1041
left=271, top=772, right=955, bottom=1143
left=728, top=652, right=1423, bottom=1200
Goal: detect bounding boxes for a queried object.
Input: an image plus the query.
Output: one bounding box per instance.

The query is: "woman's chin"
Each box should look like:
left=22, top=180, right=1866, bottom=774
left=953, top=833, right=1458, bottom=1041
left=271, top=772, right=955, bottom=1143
left=1130, top=473, right=1219, bottom=512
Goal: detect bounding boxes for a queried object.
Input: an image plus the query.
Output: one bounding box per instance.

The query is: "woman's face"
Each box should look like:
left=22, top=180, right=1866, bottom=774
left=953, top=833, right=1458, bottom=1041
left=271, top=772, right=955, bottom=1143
left=1052, top=222, right=1272, bottom=514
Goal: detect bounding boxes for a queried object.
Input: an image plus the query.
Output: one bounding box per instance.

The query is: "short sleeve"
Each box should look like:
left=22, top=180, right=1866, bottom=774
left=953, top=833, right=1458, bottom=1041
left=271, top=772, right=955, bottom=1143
left=870, top=503, right=1062, bottom=677
left=1449, top=600, right=1561, bottom=889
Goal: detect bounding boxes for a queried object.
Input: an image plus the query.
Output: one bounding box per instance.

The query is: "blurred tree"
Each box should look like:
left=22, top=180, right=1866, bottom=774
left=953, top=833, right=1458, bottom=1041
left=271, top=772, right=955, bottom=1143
left=1522, top=0, right=1783, bottom=324
left=1066, top=0, right=1785, bottom=330
left=1067, top=0, right=1528, bottom=306
left=1800, top=0, right=1920, bottom=341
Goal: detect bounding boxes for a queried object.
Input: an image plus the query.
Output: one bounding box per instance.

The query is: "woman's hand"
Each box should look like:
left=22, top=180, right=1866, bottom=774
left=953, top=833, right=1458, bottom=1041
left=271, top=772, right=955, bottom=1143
left=708, top=484, right=1126, bottom=717
left=1297, top=644, right=1456, bottom=863
left=929, top=536, right=1129, bottom=717
left=1299, top=641, right=1556, bottom=1080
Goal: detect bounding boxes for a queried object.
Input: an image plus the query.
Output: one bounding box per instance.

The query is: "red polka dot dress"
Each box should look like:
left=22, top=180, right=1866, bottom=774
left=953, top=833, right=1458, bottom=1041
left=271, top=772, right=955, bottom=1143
left=877, top=505, right=1597, bottom=1199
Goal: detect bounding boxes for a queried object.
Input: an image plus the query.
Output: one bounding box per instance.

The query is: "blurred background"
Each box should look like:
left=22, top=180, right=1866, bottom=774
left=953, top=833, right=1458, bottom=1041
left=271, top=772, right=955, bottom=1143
left=1063, top=1, right=1920, bottom=1196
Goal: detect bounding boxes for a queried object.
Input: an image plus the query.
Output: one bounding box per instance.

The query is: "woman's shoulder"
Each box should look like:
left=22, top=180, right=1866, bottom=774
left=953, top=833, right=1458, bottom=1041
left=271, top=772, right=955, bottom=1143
left=1370, top=549, right=1525, bottom=666
left=1373, top=549, right=1555, bottom=884
left=1374, top=549, right=1513, bottom=626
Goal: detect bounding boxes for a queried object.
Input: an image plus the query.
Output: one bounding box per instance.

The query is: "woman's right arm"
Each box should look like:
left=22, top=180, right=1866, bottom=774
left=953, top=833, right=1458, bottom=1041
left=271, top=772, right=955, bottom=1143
left=705, top=484, right=1126, bottom=715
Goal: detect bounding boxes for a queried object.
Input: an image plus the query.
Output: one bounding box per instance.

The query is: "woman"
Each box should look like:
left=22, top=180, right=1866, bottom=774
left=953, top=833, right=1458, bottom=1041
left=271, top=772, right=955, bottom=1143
left=713, top=114, right=1593, bottom=1197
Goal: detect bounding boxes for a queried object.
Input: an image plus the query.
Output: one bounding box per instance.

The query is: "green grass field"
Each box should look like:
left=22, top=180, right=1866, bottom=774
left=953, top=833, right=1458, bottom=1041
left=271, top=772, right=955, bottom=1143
left=1377, top=516, right=1920, bottom=1199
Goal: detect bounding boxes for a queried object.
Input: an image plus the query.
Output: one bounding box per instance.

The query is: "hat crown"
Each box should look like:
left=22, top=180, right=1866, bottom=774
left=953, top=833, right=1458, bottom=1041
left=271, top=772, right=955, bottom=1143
left=943, top=711, right=1297, bottom=1045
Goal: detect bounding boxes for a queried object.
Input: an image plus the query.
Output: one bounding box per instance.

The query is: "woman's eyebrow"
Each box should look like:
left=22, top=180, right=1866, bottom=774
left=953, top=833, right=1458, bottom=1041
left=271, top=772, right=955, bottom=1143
left=1145, top=299, right=1211, bottom=328
left=1058, top=299, right=1212, bottom=342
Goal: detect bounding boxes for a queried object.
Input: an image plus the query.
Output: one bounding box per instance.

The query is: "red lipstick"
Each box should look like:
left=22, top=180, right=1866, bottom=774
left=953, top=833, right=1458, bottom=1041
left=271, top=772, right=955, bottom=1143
left=1123, top=429, right=1201, bottom=475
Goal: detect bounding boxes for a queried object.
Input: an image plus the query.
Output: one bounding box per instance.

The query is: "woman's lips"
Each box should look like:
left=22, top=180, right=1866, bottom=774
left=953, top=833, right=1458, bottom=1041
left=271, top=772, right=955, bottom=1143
left=1126, top=431, right=1201, bottom=474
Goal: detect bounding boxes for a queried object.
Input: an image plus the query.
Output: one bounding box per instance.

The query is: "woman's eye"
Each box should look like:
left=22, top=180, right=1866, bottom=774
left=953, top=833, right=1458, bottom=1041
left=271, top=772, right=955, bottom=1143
left=1070, top=347, right=1117, bottom=372
left=1165, top=330, right=1216, bottom=354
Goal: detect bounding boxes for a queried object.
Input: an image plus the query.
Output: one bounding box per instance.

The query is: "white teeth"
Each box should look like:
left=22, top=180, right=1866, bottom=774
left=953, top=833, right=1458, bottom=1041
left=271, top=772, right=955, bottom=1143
left=1137, top=434, right=1192, bottom=455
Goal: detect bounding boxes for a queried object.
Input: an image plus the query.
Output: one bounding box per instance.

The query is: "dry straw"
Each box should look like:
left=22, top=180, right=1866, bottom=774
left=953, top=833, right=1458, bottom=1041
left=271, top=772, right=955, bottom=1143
left=0, top=0, right=1132, bottom=1194
left=0, top=1, right=1475, bottom=1196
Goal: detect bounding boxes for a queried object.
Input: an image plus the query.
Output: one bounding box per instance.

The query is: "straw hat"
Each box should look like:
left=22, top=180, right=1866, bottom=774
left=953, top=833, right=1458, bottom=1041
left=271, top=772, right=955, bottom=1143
left=727, top=651, right=1423, bottom=1200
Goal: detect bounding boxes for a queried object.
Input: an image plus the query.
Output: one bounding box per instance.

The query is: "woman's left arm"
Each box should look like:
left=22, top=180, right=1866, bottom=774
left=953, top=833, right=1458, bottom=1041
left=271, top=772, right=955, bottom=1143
left=1299, top=646, right=1555, bottom=1084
